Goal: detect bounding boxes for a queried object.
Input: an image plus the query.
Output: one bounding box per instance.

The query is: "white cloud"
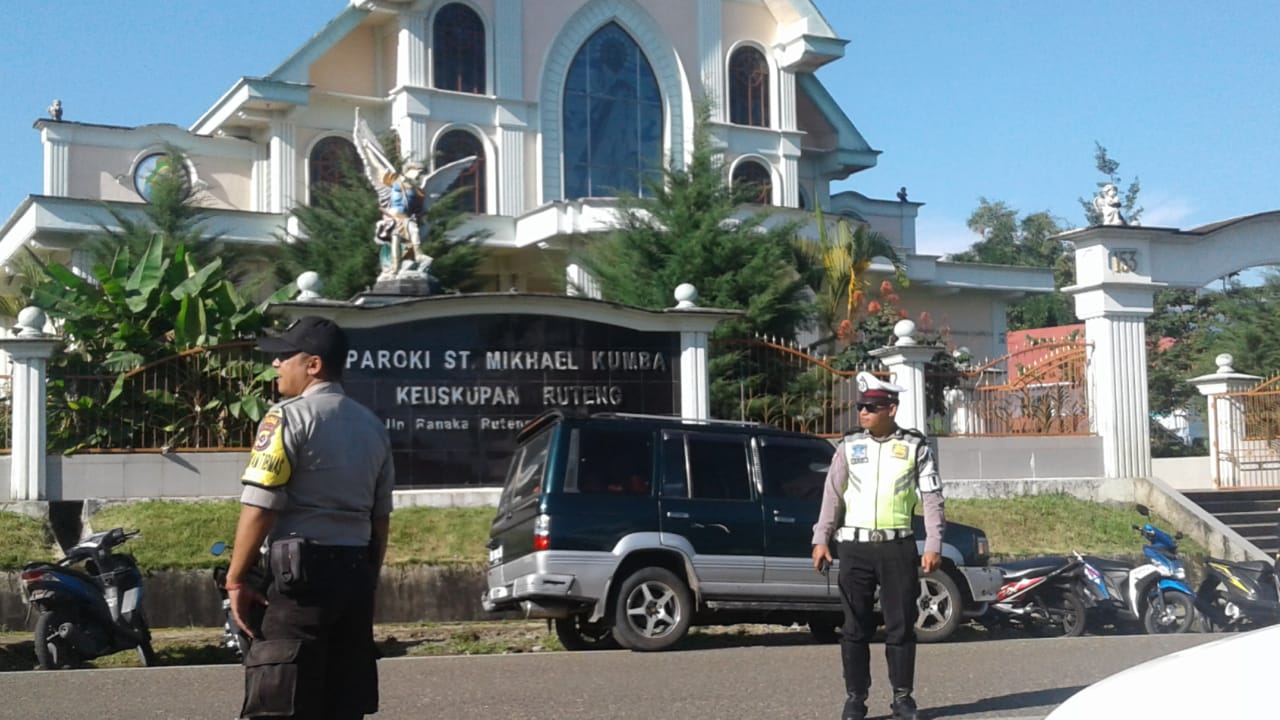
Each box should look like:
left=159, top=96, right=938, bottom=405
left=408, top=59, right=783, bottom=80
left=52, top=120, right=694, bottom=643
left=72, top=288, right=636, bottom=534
left=1139, top=194, right=1195, bottom=229
left=914, top=216, right=980, bottom=257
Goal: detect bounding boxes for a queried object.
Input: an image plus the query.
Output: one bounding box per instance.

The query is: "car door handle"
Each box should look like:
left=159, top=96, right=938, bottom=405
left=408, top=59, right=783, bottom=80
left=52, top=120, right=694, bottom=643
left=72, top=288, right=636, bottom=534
left=691, top=522, right=730, bottom=534
left=773, top=515, right=796, bottom=524
left=666, top=511, right=689, bottom=519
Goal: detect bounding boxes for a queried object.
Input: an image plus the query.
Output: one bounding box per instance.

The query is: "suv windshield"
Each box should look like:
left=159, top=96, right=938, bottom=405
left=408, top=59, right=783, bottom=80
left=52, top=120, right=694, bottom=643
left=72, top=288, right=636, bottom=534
left=498, top=425, right=553, bottom=514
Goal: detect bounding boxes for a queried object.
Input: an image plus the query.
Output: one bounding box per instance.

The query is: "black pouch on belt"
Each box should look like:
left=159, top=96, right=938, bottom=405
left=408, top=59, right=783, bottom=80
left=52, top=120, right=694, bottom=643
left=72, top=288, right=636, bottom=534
left=270, top=535, right=308, bottom=591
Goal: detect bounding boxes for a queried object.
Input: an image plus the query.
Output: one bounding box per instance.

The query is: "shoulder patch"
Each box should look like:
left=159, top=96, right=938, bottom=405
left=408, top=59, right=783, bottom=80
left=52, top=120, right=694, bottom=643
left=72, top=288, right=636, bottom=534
left=242, top=409, right=292, bottom=489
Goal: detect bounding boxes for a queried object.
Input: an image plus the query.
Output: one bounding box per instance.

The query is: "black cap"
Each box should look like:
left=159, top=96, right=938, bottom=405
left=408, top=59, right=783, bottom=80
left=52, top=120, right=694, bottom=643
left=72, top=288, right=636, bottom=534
left=256, top=316, right=349, bottom=367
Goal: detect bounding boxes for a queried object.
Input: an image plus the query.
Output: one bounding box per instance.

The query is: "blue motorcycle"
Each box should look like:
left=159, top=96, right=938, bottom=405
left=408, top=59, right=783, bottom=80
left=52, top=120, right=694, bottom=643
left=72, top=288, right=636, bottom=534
left=1074, top=505, right=1197, bottom=634
left=19, top=528, right=158, bottom=669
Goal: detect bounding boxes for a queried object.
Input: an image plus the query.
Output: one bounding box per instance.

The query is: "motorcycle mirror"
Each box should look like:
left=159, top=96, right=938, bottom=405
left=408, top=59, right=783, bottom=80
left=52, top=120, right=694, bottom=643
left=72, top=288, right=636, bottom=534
left=1135, top=504, right=1150, bottom=517
left=1175, top=531, right=1185, bottom=540
left=211, top=541, right=227, bottom=556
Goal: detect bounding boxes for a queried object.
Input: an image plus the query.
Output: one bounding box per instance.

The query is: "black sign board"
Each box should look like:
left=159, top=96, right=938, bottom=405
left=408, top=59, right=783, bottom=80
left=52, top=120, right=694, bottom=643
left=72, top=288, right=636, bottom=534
left=343, top=314, right=680, bottom=487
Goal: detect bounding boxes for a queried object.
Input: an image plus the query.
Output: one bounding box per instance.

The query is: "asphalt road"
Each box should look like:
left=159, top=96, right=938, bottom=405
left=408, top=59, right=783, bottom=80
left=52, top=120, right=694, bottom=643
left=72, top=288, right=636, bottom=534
left=0, top=632, right=1214, bottom=720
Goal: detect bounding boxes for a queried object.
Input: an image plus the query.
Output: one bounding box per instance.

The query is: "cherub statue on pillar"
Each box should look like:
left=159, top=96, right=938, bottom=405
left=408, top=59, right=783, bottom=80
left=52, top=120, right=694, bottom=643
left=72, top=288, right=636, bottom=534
left=353, top=109, right=476, bottom=280
left=1092, top=183, right=1127, bottom=226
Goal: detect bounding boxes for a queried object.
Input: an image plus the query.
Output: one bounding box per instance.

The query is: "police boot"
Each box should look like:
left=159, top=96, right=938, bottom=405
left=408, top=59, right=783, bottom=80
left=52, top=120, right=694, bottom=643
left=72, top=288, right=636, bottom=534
left=890, top=688, right=919, bottom=720
left=840, top=641, right=870, bottom=720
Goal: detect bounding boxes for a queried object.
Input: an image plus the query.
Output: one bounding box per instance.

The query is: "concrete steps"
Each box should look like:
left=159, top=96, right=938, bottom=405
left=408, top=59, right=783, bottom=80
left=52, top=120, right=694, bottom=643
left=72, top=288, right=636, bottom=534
left=1184, top=489, right=1280, bottom=557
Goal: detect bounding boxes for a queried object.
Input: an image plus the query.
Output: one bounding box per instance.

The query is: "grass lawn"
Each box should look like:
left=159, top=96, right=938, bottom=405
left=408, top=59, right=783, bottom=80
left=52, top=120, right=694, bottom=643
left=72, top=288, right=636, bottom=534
left=2, top=494, right=1197, bottom=571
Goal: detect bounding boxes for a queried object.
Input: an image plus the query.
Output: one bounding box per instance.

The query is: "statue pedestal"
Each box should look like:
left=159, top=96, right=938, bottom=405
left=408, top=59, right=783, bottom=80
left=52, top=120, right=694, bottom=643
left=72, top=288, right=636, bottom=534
left=371, top=275, right=438, bottom=296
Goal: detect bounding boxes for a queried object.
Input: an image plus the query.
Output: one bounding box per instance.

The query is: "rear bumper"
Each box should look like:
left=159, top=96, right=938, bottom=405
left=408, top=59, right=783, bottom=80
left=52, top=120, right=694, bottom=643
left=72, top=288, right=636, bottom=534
left=482, top=550, right=615, bottom=616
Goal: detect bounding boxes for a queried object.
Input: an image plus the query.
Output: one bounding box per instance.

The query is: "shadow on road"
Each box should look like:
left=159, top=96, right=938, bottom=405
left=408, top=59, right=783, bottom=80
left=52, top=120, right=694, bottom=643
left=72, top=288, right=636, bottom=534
left=923, top=686, right=1086, bottom=718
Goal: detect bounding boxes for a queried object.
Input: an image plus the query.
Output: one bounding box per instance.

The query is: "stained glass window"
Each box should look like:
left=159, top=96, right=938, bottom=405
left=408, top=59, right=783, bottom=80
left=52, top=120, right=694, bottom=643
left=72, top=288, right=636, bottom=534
left=435, top=129, right=486, bottom=213
left=729, top=47, right=769, bottom=127
left=563, top=22, right=663, bottom=199
left=434, top=3, right=485, bottom=94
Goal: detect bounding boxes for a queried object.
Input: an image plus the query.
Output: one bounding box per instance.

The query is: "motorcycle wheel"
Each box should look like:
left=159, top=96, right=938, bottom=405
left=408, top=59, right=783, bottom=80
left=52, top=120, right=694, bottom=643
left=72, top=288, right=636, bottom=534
left=1143, top=590, right=1195, bottom=634
left=134, top=611, right=159, bottom=667
left=1059, top=591, right=1087, bottom=637
left=33, top=609, right=82, bottom=670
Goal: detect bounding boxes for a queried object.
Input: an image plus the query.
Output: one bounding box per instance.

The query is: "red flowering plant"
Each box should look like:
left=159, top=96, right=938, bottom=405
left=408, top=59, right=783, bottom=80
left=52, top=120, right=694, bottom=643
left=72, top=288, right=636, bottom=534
left=827, top=281, right=966, bottom=424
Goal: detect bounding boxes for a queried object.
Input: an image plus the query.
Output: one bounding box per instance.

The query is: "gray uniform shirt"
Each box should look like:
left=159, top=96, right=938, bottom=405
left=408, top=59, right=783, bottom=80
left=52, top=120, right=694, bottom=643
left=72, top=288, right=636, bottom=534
left=240, top=382, right=394, bottom=546
left=811, top=427, right=946, bottom=555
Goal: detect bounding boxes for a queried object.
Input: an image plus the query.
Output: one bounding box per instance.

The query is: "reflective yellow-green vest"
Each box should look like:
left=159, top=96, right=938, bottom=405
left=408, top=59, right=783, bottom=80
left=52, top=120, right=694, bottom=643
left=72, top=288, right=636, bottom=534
left=840, top=429, right=926, bottom=530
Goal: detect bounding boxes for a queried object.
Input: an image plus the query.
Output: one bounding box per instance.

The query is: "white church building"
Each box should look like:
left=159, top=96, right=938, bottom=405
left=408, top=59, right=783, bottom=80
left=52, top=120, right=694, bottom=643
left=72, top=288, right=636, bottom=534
left=0, top=0, right=1050, bottom=359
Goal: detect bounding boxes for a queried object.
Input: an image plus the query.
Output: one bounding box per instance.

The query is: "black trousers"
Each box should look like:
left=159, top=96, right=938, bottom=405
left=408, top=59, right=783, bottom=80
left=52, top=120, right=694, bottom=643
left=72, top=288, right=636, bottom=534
left=836, top=537, right=919, bottom=694
left=242, top=545, right=379, bottom=720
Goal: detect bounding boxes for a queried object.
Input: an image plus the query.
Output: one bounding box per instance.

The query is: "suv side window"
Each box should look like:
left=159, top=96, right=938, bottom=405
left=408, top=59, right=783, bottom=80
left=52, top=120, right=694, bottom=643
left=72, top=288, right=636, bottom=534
left=759, top=438, right=832, bottom=499
left=686, top=433, right=753, bottom=501
left=564, top=426, right=653, bottom=496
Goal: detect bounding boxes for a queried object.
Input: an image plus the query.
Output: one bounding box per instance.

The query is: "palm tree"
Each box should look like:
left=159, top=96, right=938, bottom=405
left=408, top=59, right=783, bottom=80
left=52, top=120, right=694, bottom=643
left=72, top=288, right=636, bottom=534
left=811, top=205, right=908, bottom=348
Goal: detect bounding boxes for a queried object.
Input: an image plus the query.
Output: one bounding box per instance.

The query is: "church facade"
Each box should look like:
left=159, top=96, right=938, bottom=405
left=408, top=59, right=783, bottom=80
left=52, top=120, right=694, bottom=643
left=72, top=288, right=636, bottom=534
left=0, top=0, right=1051, bottom=360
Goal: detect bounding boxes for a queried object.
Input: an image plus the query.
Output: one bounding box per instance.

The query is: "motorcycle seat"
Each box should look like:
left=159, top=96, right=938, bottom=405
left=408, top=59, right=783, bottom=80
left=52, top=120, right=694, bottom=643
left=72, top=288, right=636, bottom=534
left=998, top=556, right=1070, bottom=579
left=1207, top=557, right=1274, bottom=575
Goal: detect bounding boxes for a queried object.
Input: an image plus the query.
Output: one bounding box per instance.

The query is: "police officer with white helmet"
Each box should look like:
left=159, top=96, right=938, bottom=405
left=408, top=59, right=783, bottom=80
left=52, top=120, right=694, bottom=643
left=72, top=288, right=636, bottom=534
left=812, top=372, right=945, bottom=720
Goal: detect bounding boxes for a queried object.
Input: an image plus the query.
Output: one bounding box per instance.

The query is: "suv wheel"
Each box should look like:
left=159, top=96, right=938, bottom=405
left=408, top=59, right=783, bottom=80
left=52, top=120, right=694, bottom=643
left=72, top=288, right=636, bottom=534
left=612, top=567, right=693, bottom=651
left=554, top=615, right=619, bottom=651
left=915, top=570, right=962, bottom=643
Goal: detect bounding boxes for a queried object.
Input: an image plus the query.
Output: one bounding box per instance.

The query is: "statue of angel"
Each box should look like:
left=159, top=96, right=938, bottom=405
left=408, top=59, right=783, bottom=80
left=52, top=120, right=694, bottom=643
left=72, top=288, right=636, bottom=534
left=1092, top=183, right=1127, bottom=226
left=353, top=109, right=477, bottom=279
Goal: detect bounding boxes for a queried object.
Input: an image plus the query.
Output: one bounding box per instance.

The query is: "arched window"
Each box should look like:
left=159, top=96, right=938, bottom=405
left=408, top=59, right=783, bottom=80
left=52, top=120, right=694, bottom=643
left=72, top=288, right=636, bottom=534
left=562, top=22, right=663, bottom=199
left=729, top=46, right=770, bottom=127
left=433, top=3, right=486, bottom=94
left=308, top=136, right=360, bottom=204
left=732, top=160, right=772, bottom=205
left=435, top=129, right=486, bottom=213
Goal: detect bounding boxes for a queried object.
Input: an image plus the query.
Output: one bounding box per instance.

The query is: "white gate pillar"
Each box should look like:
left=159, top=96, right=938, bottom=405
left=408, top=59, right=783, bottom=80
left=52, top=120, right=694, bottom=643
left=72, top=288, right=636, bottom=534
left=1063, top=227, right=1162, bottom=479
left=871, top=320, right=940, bottom=433
left=1188, top=354, right=1261, bottom=488
left=0, top=308, right=61, bottom=501
left=669, top=284, right=741, bottom=420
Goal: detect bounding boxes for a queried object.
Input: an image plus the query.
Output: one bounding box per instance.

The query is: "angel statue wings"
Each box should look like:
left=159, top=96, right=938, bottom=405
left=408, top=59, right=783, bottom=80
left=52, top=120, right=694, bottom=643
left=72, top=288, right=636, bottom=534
left=353, top=109, right=477, bottom=279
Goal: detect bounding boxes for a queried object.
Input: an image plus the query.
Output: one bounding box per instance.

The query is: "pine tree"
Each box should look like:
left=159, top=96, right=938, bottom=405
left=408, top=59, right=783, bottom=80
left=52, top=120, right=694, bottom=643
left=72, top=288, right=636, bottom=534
left=576, top=102, right=818, bottom=416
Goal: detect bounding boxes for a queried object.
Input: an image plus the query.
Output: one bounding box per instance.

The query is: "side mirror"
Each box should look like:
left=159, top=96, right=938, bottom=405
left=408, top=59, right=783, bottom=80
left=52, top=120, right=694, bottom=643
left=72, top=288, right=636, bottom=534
left=1175, top=532, right=1185, bottom=540
left=1135, top=504, right=1150, bottom=517
left=210, top=541, right=227, bottom=556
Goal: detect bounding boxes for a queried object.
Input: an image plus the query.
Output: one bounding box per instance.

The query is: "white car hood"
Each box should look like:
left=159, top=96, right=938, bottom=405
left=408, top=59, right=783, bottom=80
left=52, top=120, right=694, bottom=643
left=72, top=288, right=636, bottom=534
left=1047, top=625, right=1280, bottom=718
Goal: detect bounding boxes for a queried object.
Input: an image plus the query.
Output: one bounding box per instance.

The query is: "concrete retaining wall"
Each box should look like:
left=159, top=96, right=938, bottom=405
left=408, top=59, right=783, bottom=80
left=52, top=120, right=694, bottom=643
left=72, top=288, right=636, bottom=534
left=1, top=564, right=489, bottom=633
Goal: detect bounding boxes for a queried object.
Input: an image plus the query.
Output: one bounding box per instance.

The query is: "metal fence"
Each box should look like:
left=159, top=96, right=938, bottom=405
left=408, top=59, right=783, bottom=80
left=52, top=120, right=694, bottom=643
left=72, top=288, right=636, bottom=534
left=1210, top=374, right=1280, bottom=488
left=715, top=336, right=1093, bottom=438
left=932, top=340, right=1091, bottom=436
left=46, top=342, right=275, bottom=453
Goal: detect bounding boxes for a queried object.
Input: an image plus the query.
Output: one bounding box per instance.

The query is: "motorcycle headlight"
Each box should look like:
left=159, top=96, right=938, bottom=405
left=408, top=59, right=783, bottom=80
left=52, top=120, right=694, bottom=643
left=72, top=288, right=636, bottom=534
left=1173, top=566, right=1186, bottom=580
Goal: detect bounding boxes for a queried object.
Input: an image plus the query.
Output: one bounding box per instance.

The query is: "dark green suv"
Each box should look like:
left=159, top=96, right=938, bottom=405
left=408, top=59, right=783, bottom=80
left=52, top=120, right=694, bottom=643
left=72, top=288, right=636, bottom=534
left=482, top=410, right=1000, bottom=651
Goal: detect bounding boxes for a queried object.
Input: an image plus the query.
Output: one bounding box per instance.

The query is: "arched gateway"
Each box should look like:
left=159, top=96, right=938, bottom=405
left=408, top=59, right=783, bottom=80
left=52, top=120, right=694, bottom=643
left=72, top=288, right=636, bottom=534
left=1062, top=212, right=1280, bottom=479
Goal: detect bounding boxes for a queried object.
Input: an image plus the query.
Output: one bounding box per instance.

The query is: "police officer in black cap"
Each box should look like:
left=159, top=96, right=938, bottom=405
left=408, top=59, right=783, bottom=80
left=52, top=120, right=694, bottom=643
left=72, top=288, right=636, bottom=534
left=812, top=372, right=945, bottom=720
left=224, top=316, right=394, bottom=720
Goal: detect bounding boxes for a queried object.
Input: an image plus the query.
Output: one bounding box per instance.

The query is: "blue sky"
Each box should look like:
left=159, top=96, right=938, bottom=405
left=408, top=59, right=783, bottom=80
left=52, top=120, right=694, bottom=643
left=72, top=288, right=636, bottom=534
left=2, top=1, right=1277, bottom=259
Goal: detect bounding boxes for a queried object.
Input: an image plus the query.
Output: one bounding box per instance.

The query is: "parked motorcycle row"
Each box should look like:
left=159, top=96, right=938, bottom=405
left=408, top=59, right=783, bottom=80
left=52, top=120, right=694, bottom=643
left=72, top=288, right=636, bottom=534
left=982, top=504, right=1280, bottom=638
left=17, top=507, right=1280, bottom=669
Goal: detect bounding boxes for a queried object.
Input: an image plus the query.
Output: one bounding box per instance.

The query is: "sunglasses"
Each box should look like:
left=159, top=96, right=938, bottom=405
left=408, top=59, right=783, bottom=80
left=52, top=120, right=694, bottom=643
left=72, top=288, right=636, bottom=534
left=274, top=350, right=304, bottom=363
left=856, top=402, right=891, bottom=413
